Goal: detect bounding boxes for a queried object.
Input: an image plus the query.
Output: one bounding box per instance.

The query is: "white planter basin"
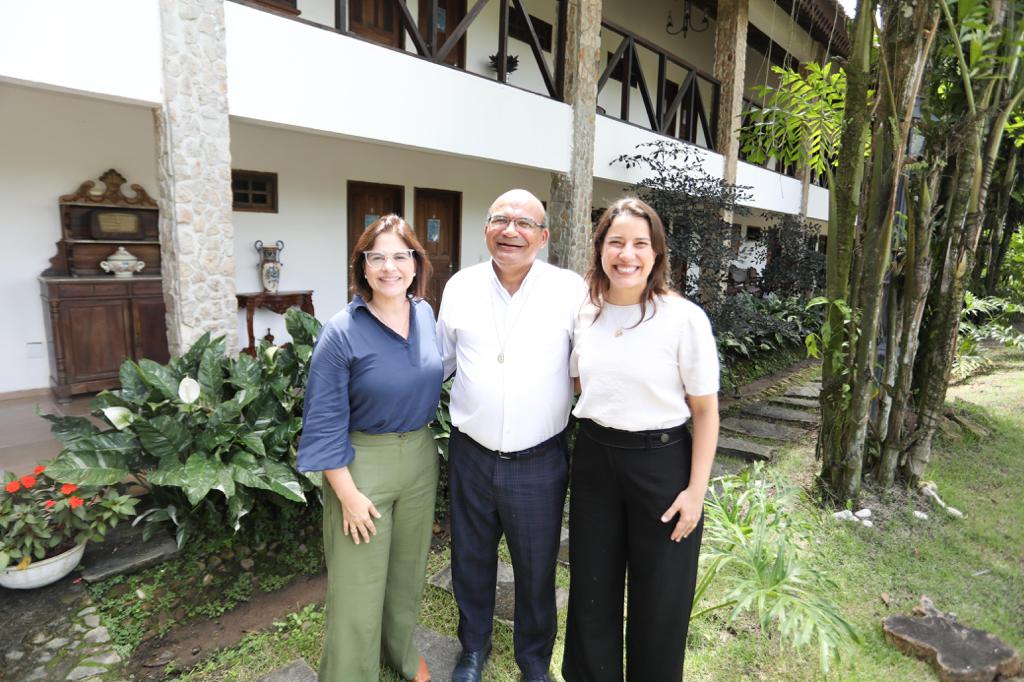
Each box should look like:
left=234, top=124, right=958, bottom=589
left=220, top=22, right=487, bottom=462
left=0, top=542, right=87, bottom=590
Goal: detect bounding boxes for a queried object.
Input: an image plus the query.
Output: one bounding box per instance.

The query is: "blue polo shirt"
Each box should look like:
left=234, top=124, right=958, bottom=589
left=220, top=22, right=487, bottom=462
left=296, top=295, right=443, bottom=472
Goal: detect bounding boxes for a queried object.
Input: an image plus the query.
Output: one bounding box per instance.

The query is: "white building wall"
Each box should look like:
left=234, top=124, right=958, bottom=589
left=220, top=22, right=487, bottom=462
left=0, top=85, right=159, bottom=394
left=0, top=0, right=161, bottom=105
left=230, top=121, right=554, bottom=351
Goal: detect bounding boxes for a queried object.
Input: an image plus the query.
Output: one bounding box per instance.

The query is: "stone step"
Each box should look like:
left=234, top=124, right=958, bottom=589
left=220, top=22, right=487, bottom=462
left=80, top=523, right=178, bottom=583
left=717, top=436, right=777, bottom=461
left=255, top=659, right=316, bottom=682
left=770, top=395, right=819, bottom=410
left=429, top=560, right=568, bottom=628
left=740, top=403, right=820, bottom=425
left=413, top=625, right=462, bottom=681
left=784, top=384, right=820, bottom=399
left=720, top=417, right=804, bottom=441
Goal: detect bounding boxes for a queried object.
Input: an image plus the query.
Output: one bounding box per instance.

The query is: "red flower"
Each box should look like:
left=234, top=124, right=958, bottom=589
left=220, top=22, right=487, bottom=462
left=68, top=496, right=84, bottom=509
left=60, top=483, right=78, bottom=495
left=4, top=480, right=20, bottom=493
left=34, top=465, right=46, bottom=475
left=44, top=500, right=56, bottom=508
left=19, top=476, right=37, bottom=489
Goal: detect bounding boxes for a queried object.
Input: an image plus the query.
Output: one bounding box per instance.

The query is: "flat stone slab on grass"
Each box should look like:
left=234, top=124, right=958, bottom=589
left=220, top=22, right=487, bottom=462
left=255, top=659, right=317, bottom=682
left=430, top=561, right=568, bottom=627
left=81, top=523, right=178, bottom=583
left=770, top=395, right=820, bottom=410
left=720, top=417, right=804, bottom=441
left=413, top=625, right=461, bottom=681
left=883, top=598, right=1021, bottom=681
left=741, top=403, right=820, bottom=425
left=557, top=526, right=569, bottom=565
left=784, top=384, right=820, bottom=398
left=717, top=436, right=777, bottom=461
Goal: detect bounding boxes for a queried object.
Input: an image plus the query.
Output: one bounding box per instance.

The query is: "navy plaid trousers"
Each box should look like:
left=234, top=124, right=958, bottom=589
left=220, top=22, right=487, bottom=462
left=447, top=427, right=569, bottom=678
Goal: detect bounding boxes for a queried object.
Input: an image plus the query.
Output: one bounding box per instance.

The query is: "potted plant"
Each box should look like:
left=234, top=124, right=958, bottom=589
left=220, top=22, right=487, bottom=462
left=0, top=466, right=138, bottom=589
left=487, top=53, right=519, bottom=76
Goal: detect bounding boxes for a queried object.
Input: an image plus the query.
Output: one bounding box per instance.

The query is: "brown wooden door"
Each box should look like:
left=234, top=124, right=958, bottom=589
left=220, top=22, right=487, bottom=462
left=132, top=297, right=170, bottom=363
left=413, top=188, right=461, bottom=312
left=419, top=0, right=467, bottom=67
left=60, top=299, right=132, bottom=382
left=350, top=0, right=403, bottom=48
left=348, top=181, right=405, bottom=265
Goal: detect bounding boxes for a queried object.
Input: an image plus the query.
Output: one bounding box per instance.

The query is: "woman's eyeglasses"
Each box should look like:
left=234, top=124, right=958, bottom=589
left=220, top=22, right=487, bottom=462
left=363, top=250, right=416, bottom=268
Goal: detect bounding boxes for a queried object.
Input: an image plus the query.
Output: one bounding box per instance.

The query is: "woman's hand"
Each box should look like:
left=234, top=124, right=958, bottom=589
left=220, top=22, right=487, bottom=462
left=340, top=488, right=381, bottom=545
left=661, top=487, right=704, bottom=542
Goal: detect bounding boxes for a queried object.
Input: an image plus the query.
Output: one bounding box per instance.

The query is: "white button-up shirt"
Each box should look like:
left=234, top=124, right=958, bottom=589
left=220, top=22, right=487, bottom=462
left=437, top=259, right=587, bottom=452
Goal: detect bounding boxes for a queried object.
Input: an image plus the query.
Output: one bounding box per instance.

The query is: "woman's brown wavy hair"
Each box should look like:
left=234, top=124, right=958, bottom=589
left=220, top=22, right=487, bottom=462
left=349, top=214, right=432, bottom=301
left=586, top=197, right=671, bottom=327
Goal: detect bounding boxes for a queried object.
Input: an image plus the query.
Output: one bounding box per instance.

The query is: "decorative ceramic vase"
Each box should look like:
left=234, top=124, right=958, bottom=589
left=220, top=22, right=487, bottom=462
left=99, top=247, right=145, bottom=278
left=0, top=542, right=87, bottom=590
left=255, top=240, right=284, bottom=294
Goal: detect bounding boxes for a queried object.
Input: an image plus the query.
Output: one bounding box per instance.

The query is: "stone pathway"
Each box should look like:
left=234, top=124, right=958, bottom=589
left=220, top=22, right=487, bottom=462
left=0, top=524, right=179, bottom=681
left=1, top=579, right=123, bottom=681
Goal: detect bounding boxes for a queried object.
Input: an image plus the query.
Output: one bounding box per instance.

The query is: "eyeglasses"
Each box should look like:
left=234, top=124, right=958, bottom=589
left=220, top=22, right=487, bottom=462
left=363, top=249, right=415, bottom=268
left=487, top=215, right=545, bottom=231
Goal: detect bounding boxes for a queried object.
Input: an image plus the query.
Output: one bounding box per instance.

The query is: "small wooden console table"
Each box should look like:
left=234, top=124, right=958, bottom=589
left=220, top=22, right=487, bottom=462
left=236, top=290, right=315, bottom=355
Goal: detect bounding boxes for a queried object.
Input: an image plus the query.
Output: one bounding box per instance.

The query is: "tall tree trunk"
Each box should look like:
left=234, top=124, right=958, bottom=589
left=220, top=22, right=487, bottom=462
left=818, top=0, right=874, bottom=498
left=828, top=0, right=939, bottom=500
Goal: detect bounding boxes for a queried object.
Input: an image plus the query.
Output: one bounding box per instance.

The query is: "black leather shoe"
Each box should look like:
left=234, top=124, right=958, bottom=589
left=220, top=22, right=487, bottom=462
left=522, top=674, right=552, bottom=682
left=451, top=641, right=491, bottom=682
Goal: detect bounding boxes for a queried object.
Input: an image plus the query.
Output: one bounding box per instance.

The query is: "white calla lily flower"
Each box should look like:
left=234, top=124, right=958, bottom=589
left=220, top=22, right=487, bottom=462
left=102, top=406, right=135, bottom=430
left=178, top=376, right=201, bottom=404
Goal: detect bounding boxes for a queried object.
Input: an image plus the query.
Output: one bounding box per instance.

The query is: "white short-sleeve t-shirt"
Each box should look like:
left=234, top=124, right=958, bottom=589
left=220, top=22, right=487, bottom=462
left=570, top=294, right=720, bottom=431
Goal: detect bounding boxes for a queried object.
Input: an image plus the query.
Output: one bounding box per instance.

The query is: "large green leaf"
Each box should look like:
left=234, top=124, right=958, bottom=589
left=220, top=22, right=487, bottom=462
left=229, top=452, right=305, bottom=503
left=135, top=415, right=192, bottom=459
left=44, top=449, right=132, bottom=486
left=229, top=354, right=261, bottom=391
left=226, top=486, right=254, bottom=532
left=238, top=431, right=266, bottom=458
left=39, top=413, right=99, bottom=444
left=119, top=362, right=149, bottom=404
left=285, top=308, right=322, bottom=346
left=198, top=346, right=226, bottom=401
left=207, top=400, right=241, bottom=428
left=245, top=392, right=281, bottom=432
left=196, top=423, right=239, bottom=453
left=89, top=391, right=133, bottom=412
left=180, top=452, right=222, bottom=507
left=137, top=359, right=181, bottom=401
left=176, top=332, right=212, bottom=376
left=147, top=457, right=187, bottom=488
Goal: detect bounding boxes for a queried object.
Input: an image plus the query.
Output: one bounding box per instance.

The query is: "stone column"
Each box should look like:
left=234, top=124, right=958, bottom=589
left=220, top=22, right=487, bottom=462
left=154, top=0, right=237, bottom=356
left=547, top=0, right=602, bottom=275
left=712, top=0, right=749, bottom=187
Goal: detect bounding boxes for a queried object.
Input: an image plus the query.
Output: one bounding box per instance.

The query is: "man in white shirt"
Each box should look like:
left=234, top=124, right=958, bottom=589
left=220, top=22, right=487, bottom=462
left=438, top=189, right=585, bottom=682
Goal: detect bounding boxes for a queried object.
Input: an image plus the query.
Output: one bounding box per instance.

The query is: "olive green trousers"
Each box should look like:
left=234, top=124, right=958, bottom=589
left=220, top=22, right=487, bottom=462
left=319, top=427, right=439, bottom=682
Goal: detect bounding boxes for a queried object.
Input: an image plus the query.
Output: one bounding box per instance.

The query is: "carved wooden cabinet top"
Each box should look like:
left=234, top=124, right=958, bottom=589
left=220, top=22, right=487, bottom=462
left=44, top=170, right=161, bottom=278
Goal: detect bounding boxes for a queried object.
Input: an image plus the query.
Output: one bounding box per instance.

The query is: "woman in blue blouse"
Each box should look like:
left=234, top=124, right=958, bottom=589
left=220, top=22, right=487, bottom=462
left=297, top=215, right=443, bottom=682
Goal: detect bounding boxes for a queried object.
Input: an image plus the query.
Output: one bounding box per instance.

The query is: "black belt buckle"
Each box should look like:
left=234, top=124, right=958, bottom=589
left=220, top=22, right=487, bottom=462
left=497, top=451, right=512, bottom=460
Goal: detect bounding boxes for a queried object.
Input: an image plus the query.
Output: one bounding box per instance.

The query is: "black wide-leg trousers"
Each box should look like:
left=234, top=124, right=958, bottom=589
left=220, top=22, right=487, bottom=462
left=563, top=419, right=704, bottom=682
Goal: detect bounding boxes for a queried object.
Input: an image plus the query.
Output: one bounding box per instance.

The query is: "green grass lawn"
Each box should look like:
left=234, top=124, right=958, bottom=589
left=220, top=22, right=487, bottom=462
left=176, top=349, right=1024, bottom=681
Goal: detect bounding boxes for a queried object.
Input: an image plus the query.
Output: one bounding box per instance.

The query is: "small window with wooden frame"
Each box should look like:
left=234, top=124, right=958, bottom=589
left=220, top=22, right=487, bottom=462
left=232, top=170, right=279, bottom=213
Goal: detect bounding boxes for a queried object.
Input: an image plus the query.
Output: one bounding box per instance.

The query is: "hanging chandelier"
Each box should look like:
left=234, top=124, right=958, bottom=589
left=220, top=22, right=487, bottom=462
left=666, top=0, right=710, bottom=37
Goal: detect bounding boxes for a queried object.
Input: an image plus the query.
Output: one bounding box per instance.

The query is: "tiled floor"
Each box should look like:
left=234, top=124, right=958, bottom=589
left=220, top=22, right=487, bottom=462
left=0, top=391, right=94, bottom=477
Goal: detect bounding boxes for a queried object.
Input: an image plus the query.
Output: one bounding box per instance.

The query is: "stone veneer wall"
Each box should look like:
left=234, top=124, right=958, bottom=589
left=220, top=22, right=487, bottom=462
left=548, top=0, right=603, bottom=275
left=155, top=0, right=238, bottom=356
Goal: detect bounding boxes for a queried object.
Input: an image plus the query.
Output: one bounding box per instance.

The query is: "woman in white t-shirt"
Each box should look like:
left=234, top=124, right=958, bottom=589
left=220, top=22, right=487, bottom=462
left=562, top=197, right=720, bottom=682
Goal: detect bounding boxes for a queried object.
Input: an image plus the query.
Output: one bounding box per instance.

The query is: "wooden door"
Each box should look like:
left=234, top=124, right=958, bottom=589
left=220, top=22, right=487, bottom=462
left=59, top=299, right=132, bottom=383
left=413, top=188, right=461, bottom=312
left=348, top=181, right=405, bottom=265
left=419, top=0, right=467, bottom=67
left=132, top=297, right=170, bottom=363
left=349, top=0, right=403, bottom=48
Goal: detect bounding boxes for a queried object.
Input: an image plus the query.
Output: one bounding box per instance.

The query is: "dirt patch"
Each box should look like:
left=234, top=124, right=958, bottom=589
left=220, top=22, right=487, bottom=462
left=127, top=572, right=327, bottom=680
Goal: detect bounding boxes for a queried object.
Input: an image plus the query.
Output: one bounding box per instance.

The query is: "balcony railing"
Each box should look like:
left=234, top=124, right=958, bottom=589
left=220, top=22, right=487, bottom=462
left=596, top=19, right=720, bottom=152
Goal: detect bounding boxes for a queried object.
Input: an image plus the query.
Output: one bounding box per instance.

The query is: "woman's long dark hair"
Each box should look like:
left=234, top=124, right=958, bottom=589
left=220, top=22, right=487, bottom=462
left=586, top=197, right=671, bottom=327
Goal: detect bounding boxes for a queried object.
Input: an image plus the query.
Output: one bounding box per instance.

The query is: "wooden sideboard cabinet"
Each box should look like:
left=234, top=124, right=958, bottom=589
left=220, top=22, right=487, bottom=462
left=40, top=277, right=170, bottom=401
